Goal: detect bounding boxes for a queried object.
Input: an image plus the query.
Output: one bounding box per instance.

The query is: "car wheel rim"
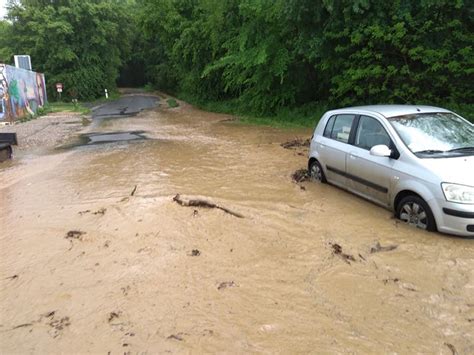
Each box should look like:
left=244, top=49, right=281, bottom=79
left=400, top=202, right=427, bottom=230
left=310, top=164, right=322, bottom=182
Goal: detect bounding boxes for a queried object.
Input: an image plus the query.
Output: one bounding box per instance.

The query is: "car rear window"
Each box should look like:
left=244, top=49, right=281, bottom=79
left=329, top=115, right=355, bottom=143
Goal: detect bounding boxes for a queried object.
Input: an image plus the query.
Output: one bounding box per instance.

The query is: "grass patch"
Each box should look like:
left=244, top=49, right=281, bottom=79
left=143, top=83, right=155, bottom=92
left=49, top=101, right=91, bottom=115
left=167, top=98, right=179, bottom=108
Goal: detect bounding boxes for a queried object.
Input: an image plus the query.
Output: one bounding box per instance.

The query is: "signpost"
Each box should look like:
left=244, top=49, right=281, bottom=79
left=56, top=83, right=63, bottom=100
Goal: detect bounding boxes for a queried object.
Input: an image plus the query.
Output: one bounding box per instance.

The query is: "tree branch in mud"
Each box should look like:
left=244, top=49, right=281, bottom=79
left=172, top=194, right=244, bottom=218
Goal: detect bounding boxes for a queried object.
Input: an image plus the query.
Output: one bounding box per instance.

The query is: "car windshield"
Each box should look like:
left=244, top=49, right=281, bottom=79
left=388, top=112, right=474, bottom=157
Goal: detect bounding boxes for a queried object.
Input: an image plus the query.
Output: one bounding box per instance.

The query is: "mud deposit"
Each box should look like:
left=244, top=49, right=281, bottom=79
left=1, top=99, right=473, bottom=353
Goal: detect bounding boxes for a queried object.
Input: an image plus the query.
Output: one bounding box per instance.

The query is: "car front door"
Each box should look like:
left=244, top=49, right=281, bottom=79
left=346, top=115, right=397, bottom=206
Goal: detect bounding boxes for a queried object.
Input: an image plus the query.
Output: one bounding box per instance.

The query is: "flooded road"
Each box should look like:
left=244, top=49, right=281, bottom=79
left=1, top=96, right=473, bottom=353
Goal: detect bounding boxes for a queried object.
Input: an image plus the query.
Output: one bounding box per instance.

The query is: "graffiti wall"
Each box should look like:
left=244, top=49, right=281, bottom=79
left=0, top=64, right=47, bottom=123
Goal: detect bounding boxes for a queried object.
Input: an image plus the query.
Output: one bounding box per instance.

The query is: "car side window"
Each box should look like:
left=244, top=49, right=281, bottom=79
left=355, top=115, right=391, bottom=150
left=330, top=115, right=355, bottom=143
left=323, top=116, right=336, bottom=138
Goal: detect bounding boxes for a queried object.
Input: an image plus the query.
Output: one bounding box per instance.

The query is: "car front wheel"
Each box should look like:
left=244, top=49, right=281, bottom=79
left=309, top=160, right=326, bottom=183
left=396, top=195, right=437, bottom=232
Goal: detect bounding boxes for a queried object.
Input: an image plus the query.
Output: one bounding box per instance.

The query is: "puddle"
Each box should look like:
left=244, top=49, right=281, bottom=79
left=60, top=131, right=149, bottom=149
left=84, top=131, right=147, bottom=144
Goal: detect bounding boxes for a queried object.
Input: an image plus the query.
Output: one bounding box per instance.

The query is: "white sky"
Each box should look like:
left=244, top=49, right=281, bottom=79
left=0, top=0, right=7, bottom=19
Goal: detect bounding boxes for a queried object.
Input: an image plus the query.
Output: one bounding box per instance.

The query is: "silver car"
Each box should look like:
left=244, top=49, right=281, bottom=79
left=308, top=105, right=474, bottom=237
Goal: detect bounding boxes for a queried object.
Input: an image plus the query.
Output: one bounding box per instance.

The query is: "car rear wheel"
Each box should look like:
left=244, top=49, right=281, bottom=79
left=396, top=195, right=436, bottom=232
left=309, top=160, right=326, bottom=183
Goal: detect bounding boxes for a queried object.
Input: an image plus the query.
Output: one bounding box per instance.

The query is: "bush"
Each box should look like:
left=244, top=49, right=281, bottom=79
left=167, top=98, right=179, bottom=108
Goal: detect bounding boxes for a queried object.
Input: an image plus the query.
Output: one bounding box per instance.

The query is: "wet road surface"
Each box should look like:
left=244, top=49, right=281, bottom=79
left=0, top=96, right=473, bottom=353
left=91, top=94, right=159, bottom=118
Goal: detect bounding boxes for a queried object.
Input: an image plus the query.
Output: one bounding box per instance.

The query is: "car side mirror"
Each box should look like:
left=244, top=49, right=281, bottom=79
left=370, top=144, right=392, bottom=157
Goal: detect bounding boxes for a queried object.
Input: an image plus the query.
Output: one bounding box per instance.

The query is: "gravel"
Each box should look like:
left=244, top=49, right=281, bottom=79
left=0, top=112, right=90, bottom=150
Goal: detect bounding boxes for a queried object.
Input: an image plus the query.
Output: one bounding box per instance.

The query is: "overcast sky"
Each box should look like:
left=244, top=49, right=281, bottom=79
left=0, top=0, right=7, bottom=19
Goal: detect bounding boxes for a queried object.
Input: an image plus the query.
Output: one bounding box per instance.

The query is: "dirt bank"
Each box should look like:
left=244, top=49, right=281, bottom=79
left=0, top=99, right=473, bottom=353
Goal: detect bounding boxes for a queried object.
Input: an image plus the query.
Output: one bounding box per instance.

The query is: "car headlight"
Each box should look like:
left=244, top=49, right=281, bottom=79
left=442, top=183, right=474, bottom=204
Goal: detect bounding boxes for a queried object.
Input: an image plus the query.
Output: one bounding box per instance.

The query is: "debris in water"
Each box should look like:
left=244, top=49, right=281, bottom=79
left=48, top=316, right=70, bottom=338
left=167, top=333, right=186, bottom=341
left=93, top=208, right=107, bottom=215
left=382, top=278, right=400, bottom=285
left=65, top=230, right=85, bottom=250
left=330, top=243, right=356, bottom=264
left=281, top=138, right=310, bottom=149
left=65, top=230, right=85, bottom=240
left=217, top=281, right=237, bottom=290
left=444, top=343, right=458, bottom=355
left=121, top=286, right=131, bottom=296
left=130, top=185, right=137, bottom=196
left=189, top=249, right=201, bottom=257
left=292, top=169, right=310, bottom=183
left=108, top=312, right=121, bottom=323
left=370, top=241, right=398, bottom=253
left=173, top=194, right=244, bottom=218
left=43, top=311, right=56, bottom=318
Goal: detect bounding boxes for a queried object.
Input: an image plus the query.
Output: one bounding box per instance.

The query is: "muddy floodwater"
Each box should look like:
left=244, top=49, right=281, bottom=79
left=1, top=97, right=473, bottom=353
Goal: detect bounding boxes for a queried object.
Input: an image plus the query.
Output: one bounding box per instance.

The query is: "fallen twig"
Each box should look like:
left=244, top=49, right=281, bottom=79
left=130, top=185, right=137, bottom=196
left=445, top=343, right=458, bottom=355
left=173, top=194, right=244, bottom=218
left=12, top=323, right=33, bottom=330
left=331, top=243, right=356, bottom=264
left=217, top=281, right=237, bottom=290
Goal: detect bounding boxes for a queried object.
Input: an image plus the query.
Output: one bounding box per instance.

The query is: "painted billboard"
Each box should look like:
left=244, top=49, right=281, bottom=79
left=0, top=64, right=47, bottom=123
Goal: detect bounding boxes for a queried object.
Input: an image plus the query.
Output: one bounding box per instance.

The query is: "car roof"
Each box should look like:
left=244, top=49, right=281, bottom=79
left=327, top=105, right=451, bottom=118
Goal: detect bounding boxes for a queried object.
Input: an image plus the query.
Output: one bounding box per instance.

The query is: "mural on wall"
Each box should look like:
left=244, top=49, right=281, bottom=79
left=0, top=64, right=47, bottom=123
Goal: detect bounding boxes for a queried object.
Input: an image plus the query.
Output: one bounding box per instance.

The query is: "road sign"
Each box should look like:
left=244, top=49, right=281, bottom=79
left=56, top=83, right=63, bottom=93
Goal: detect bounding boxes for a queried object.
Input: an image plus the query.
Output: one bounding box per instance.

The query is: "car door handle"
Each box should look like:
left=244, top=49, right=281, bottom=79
left=349, top=152, right=358, bottom=160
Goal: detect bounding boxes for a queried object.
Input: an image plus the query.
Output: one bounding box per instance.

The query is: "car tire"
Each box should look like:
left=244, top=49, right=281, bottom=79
left=396, top=195, right=437, bottom=232
left=309, top=160, right=327, bottom=183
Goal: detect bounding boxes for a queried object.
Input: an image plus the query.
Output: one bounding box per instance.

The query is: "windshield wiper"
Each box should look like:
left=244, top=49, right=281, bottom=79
left=447, top=147, right=474, bottom=152
left=415, top=149, right=444, bottom=154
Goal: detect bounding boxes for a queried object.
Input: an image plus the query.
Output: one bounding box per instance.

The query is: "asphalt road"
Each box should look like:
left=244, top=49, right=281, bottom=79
left=92, top=94, right=159, bottom=118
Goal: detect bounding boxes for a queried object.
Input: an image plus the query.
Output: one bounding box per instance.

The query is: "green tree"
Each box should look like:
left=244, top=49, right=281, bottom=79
left=4, top=0, right=134, bottom=100
left=139, top=0, right=473, bottom=115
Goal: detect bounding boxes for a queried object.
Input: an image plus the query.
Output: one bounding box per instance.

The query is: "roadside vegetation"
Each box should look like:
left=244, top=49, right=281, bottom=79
left=1, top=0, right=472, bottom=126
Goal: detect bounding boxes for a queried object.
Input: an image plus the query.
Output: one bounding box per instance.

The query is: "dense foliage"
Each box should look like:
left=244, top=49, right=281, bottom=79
left=139, top=0, right=473, bottom=115
left=1, top=0, right=133, bottom=100
left=1, top=0, right=472, bottom=117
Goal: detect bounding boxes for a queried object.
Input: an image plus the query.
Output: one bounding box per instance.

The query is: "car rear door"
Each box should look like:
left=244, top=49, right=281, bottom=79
left=316, top=114, right=357, bottom=186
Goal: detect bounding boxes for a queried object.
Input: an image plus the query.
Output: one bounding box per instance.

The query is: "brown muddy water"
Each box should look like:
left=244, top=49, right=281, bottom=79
left=1, top=100, right=473, bottom=353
